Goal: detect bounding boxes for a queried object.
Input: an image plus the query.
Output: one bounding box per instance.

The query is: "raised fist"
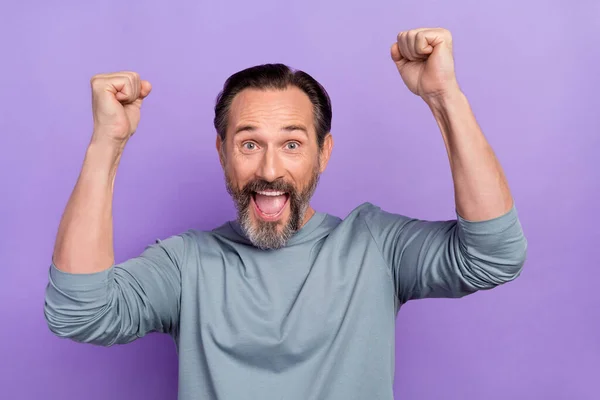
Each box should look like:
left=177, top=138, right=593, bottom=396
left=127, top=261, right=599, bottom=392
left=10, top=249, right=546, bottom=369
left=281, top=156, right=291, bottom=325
left=90, top=71, right=152, bottom=144
left=391, top=28, right=459, bottom=100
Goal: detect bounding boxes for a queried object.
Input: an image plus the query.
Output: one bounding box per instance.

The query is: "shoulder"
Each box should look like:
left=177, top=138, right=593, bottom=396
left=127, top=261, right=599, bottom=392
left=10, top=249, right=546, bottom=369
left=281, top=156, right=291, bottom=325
left=185, top=220, right=251, bottom=250
left=144, top=224, right=245, bottom=265
left=332, top=202, right=403, bottom=237
left=343, top=202, right=381, bottom=221
left=343, top=202, right=410, bottom=225
left=143, top=229, right=198, bottom=262
left=340, top=202, right=430, bottom=243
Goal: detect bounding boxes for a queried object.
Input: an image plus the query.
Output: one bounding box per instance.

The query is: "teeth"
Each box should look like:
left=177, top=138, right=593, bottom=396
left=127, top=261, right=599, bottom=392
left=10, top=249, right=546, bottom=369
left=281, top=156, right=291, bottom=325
left=256, top=191, right=285, bottom=196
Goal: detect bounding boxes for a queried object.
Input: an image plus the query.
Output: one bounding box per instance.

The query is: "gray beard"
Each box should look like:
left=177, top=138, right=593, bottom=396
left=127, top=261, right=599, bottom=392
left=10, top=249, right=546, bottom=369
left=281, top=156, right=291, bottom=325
left=238, top=202, right=307, bottom=250
left=224, top=167, right=320, bottom=250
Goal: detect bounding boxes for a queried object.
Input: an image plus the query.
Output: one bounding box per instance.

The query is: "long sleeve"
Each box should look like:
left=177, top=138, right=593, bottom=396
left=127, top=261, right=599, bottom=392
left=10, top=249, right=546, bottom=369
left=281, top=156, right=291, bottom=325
left=43, top=234, right=186, bottom=346
left=361, top=203, right=527, bottom=304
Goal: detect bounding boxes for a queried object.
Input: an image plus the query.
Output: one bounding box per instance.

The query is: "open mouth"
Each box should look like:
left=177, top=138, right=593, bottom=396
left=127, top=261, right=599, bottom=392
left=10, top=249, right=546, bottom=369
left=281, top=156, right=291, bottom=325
left=251, top=190, right=290, bottom=221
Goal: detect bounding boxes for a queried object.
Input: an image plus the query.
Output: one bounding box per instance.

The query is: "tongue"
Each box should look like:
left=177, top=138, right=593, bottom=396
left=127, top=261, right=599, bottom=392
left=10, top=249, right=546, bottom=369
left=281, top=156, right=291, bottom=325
left=254, top=194, right=287, bottom=215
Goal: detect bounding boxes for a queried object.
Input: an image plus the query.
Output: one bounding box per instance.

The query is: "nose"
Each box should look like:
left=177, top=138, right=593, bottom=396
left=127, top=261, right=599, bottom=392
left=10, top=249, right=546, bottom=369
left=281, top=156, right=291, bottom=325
left=256, top=146, right=284, bottom=182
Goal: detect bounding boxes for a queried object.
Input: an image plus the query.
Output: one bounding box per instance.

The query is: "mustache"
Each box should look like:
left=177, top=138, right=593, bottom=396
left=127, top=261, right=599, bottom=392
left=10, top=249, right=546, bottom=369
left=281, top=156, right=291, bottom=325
left=242, top=179, right=296, bottom=195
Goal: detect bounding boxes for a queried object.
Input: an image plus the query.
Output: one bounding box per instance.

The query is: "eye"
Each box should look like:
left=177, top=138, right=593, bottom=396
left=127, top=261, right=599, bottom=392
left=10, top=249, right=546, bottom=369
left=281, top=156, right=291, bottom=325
left=242, top=142, right=257, bottom=151
left=285, top=142, right=300, bottom=150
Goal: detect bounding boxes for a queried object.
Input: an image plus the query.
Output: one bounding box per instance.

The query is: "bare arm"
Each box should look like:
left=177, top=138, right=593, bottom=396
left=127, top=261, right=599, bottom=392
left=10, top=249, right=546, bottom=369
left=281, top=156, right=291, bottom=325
left=392, top=28, right=514, bottom=221
left=52, top=138, right=123, bottom=273
left=52, top=72, right=150, bottom=273
left=363, top=91, right=526, bottom=302
left=426, top=90, right=513, bottom=221
left=376, top=28, right=527, bottom=302
left=44, top=72, right=183, bottom=344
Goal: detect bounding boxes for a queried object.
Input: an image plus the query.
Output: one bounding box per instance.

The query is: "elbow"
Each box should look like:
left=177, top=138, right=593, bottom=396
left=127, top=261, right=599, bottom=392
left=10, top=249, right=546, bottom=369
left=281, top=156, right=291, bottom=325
left=456, top=204, right=529, bottom=287
left=43, top=300, right=79, bottom=341
left=43, top=264, right=131, bottom=346
left=43, top=285, right=126, bottom=346
left=495, top=254, right=526, bottom=285
left=43, top=295, right=101, bottom=344
left=43, top=300, right=127, bottom=346
left=461, top=235, right=528, bottom=288
left=501, top=235, right=528, bottom=282
left=44, top=308, right=79, bottom=341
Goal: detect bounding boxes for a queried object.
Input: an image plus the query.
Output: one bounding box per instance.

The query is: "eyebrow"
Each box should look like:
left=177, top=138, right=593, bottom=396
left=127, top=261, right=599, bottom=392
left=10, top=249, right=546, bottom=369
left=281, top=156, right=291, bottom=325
left=234, top=124, right=308, bottom=137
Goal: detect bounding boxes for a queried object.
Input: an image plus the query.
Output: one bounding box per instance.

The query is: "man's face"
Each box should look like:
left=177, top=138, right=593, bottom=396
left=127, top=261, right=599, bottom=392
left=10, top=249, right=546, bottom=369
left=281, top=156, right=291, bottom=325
left=217, top=86, right=332, bottom=250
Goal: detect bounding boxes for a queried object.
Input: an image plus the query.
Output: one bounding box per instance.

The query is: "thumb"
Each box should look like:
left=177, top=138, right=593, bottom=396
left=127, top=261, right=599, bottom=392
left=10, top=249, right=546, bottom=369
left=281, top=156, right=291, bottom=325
left=140, top=80, right=152, bottom=99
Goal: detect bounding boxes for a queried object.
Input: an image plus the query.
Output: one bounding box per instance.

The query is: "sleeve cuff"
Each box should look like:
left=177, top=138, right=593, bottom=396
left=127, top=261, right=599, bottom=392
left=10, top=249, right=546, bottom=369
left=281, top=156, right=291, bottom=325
left=455, top=203, right=520, bottom=235
left=49, top=263, right=114, bottom=290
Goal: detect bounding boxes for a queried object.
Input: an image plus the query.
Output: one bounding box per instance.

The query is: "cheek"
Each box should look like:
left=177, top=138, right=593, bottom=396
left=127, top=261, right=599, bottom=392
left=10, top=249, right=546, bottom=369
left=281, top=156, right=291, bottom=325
left=285, top=151, right=314, bottom=169
left=293, top=154, right=319, bottom=175
left=290, top=165, right=318, bottom=190
left=226, top=158, right=256, bottom=187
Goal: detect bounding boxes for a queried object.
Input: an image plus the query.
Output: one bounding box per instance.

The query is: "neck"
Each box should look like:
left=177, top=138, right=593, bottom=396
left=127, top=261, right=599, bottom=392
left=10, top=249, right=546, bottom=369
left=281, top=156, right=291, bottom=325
left=301, top=206, right=316, bottom=228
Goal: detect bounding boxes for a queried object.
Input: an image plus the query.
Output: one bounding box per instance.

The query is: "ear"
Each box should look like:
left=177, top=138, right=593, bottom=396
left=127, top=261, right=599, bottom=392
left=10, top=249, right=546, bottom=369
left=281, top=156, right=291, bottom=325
left=216, top=134, right=226, bottom=169
left=318, top=133, right=334, bottom=173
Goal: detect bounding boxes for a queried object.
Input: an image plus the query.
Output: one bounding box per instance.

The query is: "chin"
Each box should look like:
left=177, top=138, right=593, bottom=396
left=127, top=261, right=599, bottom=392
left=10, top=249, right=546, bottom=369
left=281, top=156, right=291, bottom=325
left=240, top=199, right=296, bottom=250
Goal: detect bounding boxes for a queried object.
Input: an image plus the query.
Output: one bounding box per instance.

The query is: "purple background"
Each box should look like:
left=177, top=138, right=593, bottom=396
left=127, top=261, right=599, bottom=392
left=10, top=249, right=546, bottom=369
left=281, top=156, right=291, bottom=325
left=1, top=1, right=598, bottom=399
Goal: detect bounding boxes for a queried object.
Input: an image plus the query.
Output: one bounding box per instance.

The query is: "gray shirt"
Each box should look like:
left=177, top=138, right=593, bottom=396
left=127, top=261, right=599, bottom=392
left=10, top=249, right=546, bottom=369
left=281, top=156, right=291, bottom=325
left=44, top=202, right=527, bottom=399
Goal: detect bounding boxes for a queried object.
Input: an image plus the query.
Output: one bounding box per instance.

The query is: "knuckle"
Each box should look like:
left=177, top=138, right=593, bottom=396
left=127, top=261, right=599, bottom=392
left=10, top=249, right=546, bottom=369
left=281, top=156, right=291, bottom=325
left=90, top=78, right=105, bottom=90
left=126, top=71, right=139, bottom=81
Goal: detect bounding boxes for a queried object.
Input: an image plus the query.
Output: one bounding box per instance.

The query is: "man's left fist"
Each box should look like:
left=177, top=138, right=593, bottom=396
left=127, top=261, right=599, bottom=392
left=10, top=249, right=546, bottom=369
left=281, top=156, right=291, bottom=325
left=391, top=28, right=459, bottom=101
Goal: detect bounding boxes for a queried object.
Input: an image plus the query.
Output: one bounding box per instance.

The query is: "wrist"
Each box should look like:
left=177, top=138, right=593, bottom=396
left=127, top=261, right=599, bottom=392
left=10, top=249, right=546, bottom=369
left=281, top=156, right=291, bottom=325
left=424, top=87, right=476, bottom=149
left=83, top=136, right=125, bottom=181
left=90, top=128, right=129, bottom=152
left=423, top=85, right=465, bottom=113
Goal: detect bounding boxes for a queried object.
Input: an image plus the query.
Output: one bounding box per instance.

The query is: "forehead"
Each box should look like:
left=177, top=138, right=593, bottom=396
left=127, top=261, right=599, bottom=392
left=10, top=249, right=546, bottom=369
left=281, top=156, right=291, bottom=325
left=228, top=87, right=315, bottom=130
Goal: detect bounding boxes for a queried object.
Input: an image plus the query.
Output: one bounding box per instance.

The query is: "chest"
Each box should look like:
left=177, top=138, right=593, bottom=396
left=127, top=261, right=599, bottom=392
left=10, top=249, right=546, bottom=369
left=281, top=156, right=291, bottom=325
left=179, top=236, right=396, bottom=367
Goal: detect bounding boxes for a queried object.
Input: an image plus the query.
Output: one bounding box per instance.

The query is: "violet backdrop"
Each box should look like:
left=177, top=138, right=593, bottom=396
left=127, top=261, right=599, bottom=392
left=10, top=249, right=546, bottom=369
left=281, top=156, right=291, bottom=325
left=1, top=0, right=598, bottom=399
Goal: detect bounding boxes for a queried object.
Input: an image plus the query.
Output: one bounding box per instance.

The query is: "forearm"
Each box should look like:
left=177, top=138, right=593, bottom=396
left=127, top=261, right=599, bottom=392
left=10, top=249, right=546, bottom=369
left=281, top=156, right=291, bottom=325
left=426, top=90, right=513, bottom=221
left=52, top=137, right=124, bottom=273
left=46, top=134, right=184, bottom=344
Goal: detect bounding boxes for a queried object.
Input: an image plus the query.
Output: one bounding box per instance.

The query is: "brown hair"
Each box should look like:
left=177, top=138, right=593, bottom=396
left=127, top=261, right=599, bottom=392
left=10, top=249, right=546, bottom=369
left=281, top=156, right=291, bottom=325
left=213, top=63, right=332, bottom=149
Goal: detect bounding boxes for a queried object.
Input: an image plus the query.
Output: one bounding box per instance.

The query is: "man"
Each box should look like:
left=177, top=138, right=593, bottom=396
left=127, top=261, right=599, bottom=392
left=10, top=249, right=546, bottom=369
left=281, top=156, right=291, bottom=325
left=44, top=28, right=527, bottom=399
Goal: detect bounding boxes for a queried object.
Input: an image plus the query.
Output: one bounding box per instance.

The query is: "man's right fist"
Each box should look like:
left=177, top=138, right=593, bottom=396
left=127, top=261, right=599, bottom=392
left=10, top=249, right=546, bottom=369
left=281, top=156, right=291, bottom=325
left=90, top=71, right=152, bottom=144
